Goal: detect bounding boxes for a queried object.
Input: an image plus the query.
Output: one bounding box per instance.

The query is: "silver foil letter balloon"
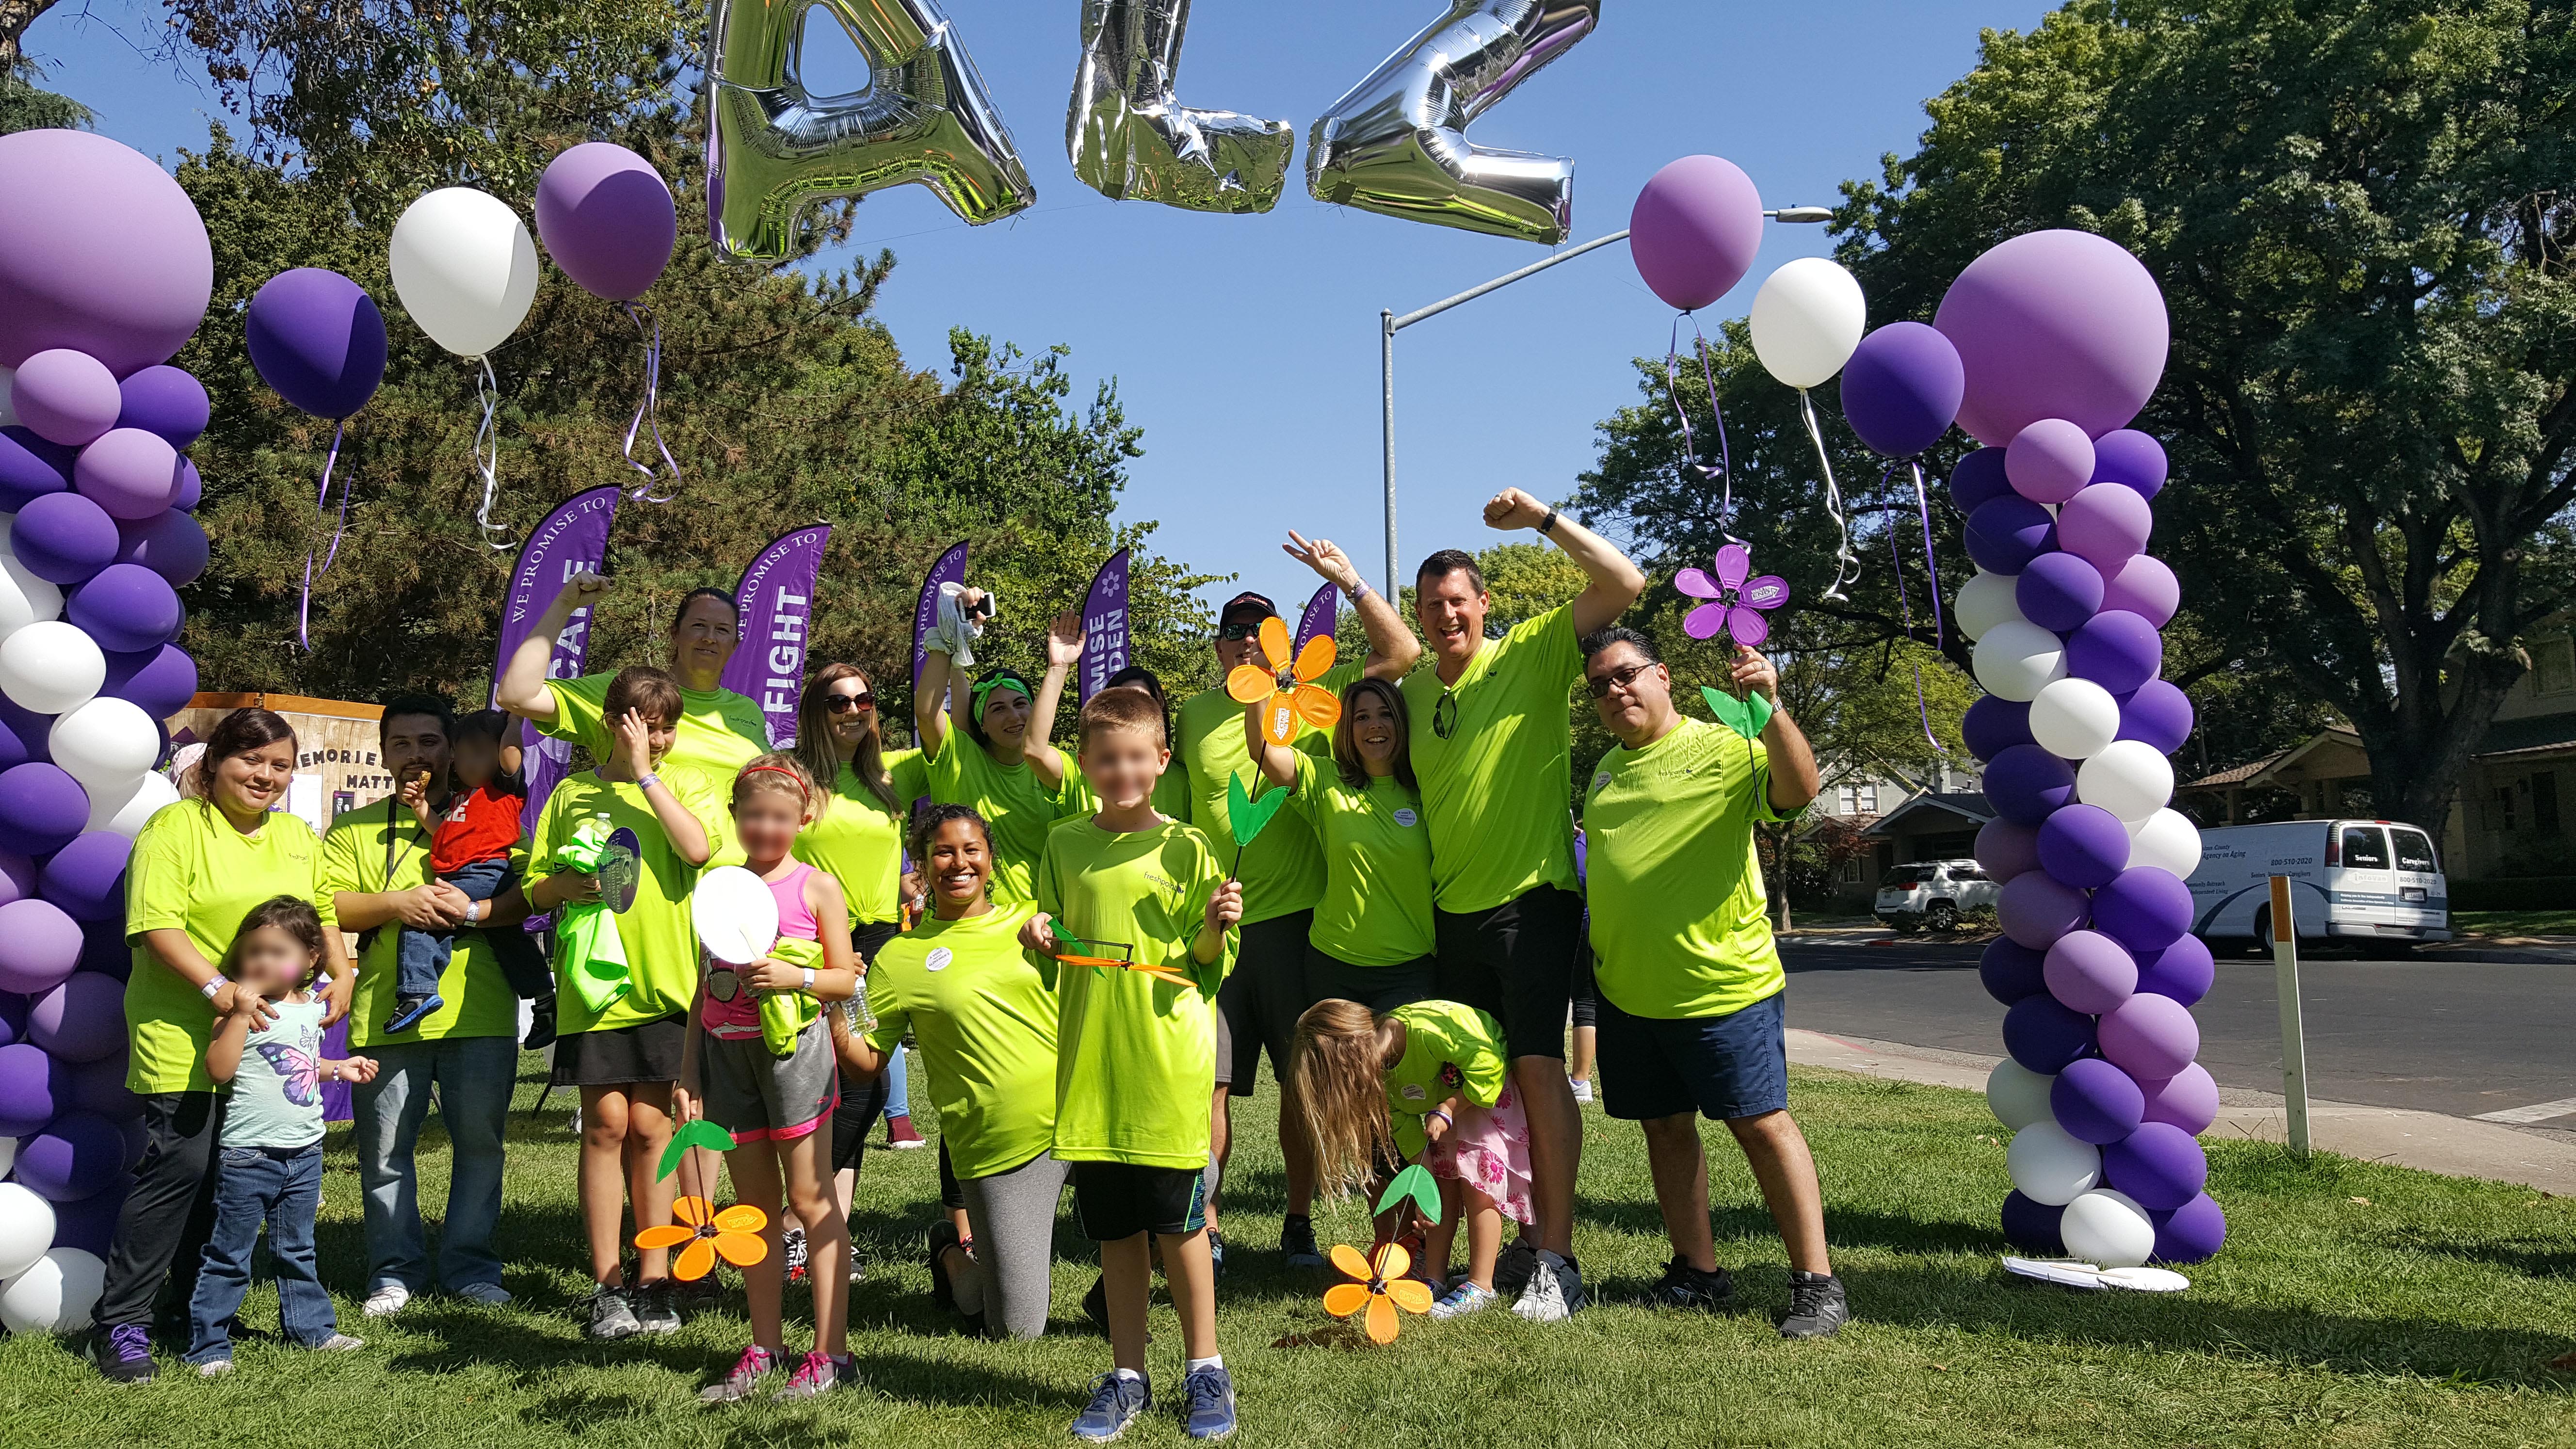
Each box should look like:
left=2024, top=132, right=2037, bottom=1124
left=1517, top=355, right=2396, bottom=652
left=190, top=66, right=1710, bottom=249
left=1067, top=0, right=1295, bottom=213
left=1307, top=0, right=1601, bottom=244
left=706, top=0, right=1035, bottom=263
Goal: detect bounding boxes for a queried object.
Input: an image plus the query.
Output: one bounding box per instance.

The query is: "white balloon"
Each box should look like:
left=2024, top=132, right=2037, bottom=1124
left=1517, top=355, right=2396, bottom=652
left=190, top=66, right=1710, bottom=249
left=2061, top=1188, right=2157, bottom=1269
left=389, top=188, right=542, bottom=358
left=2126, top=808, right=2203, bottom=877
left=48, top=696, right=159, bottom=789
left=2029, top=677, right=2121, bottom=759
left=0, top=550, right=64, bottom=643
left=0, top=619, right=102, bottom=715
left=86, top=769, right=180, bottom=838
left=1985, top=1059, right=2056, bottom=1130
left=1972, top=619, right=2068, bottom=702
left=1954, top=570, right=2025, bottom=643
left=0, top=1183, right=56, bottom=1282
left=0, top=1245, right=105, bottom=1334
left=2077, top=740, right=2175, bottom=823
left=2006, top=1121, right=2101, bottom=1206
left=1748, top=257, right=1867, bottom=389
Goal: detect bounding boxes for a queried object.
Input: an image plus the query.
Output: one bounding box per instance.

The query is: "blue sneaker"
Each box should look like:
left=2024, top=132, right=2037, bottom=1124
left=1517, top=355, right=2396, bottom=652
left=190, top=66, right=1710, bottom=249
left=384, top=992, right=443, bottom=1035
left=1181, top=1364, right=1236, bottom=1440
left=1071, top=1371, right=1150, bottom=1442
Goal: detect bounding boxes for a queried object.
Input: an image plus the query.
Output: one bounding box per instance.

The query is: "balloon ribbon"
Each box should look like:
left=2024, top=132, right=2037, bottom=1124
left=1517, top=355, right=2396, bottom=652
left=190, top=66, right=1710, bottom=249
left=296, top=419, right=351, bottom=651
left=1798, top=388, right=1860, bottom=601
left=473, top=357, right=513, bottom=551
left=620, top=302, right=680, bottom=503
left=1665, top=315, right=1738, bottom=538
left=1881, top=459, right=1948, bottom=756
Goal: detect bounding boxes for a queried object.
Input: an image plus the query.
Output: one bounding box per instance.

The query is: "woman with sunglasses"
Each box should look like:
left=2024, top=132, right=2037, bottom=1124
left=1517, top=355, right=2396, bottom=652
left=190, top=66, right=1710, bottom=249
left=911, top=589, right=1083, bottom=908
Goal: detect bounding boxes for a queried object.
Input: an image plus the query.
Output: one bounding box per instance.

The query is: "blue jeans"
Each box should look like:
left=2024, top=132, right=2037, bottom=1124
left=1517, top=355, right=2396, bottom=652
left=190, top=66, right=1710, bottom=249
left=185, top=1144, right=332, bottom=1361
left=885, top=1036, right=912, bottom=1122
left=354, top=1034, right=515, bottom=1295
left=396, top=858, right=550, bottom=1000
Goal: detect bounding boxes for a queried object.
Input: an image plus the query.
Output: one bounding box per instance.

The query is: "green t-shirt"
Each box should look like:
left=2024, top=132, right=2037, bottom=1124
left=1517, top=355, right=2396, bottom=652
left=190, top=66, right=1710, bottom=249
left=1038, top=816, right=1237, bottom=1169
left=124, top=802, right=338, bottom=1095
left=1401, top=603, right=1584, bottom=913
left=1288, top=752, right=1434, bottom=966
left=1173, top=662, right=1358, bottom=925
left=527, top=765, right=730, bottom=1035
left=1057, top=750, right=1193, bottom=823
left=540, top=673, right=768, bottom=865
left=794, top=748, right=929, bottom=929
left=1385, top=1000, right=1508, bottom=1159
left=924, top=733, right=1080, bottom=908
left=1584, top=716, right=1785, bottom=1020
left=864, top=903, right=1060, bottom=1180
left=323, top=796, right=529, bottom=1048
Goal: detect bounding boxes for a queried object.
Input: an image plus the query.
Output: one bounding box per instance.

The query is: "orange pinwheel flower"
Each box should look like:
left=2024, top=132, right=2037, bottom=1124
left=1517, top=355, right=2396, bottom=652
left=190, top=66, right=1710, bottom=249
left=1226, top=616, right=1341, bottom=746
left=1321, top=1241, right=1434, bottom=1344
left=634, top=1195, right=769, bottom=1281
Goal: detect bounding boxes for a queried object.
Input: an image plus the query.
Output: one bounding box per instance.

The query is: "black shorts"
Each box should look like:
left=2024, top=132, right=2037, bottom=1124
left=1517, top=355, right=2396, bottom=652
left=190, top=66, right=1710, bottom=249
left=551, top=1012, right=687, bottom=1086
left=1071, top=1162, right=1207, bottom=1241
left=1597, top=989, right=1790, bottom=1123
left=1303, top=944, right=1436, bottom=1015
left=1217, top=910, right=1314, bottom=1096
left=1570, top=924, right=1598, bottom=1030
left=1433, top=884, right=1585, bottom=1061
left=938, top=1138, right=966, bottom=1212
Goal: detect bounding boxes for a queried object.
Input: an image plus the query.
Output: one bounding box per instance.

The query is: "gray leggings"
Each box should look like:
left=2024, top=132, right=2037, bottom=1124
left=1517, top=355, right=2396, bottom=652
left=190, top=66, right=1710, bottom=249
left=954, top=1150, right=1071, bottom=1340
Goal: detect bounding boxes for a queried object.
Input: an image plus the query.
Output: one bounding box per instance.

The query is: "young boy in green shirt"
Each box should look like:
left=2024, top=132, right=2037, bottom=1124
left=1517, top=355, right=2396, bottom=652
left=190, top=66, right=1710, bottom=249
left=1020, top=688, right=1242, bottom=1442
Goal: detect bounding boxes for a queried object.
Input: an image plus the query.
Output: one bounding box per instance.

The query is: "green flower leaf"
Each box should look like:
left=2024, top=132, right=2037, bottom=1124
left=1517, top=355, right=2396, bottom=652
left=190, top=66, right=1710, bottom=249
left=1227, top=770, right=1289, bottom=849
left=657, top=1118, right=740, bottom=1181
left=1373, top=1163, right=1444, bottom=1226
left=1700, top=685, right=1774, bottom=741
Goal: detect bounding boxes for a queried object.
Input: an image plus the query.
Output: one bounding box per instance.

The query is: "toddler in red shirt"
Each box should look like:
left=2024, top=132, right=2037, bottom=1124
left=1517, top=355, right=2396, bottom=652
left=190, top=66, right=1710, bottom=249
left=386, top=710, right=550, bottom=1035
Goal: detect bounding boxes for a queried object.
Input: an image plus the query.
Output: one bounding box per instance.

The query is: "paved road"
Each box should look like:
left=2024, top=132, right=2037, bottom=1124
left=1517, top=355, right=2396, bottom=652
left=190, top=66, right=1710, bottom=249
left=1780, top=939, right=2576, bottom=1125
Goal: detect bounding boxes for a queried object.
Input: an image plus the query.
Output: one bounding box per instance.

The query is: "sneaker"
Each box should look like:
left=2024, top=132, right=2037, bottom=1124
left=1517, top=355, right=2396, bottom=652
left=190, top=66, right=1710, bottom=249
left=309, top=1334, right=366, bottom=1352
left=1428, top=1281, right=1499, bottom=1319
left=588, top=1284, right=643, bottom=1341
left=1569, top=1077, right=1595, bottom=1104
left=783, top=1225, right=810, bottom=1285
left=1180, top=1363, right=1237, bottom=1440
left=771, top=1349, right=847, bottom=1401
left=95, top=1323, right=155, bottom=1384
left=522, top=994, right=557, bottom=1052
left=1492, top=1238, right=1540, bottom=1296
left=700, top=1344, right=779, bottom=1403
left=383, top=992, right=443, bottom=1035
left=194, top=1357, right=233, bottom=1376
left=1206, top=1226, right=1226, bottom=1280
left=633, top=1281, right=683, bottom=1335
left=850, top=1256, right=866, bottom=1285
left=1647, top=1256, right=1735, bottom=1312
left=1511, top=1250, right=1588, bottom=1323
left=453, top=1281, right=513, bottom=1307
left=1278, top=1215, right=1323, bottom=1270
left=1777, top=1270, right=1850, bottom=1339
left=886, top=1115, right=925, bottom=1149
left=1071, top=1370, right=1152, bottom=1442
left=362, top=1284, right=413, bottom=1319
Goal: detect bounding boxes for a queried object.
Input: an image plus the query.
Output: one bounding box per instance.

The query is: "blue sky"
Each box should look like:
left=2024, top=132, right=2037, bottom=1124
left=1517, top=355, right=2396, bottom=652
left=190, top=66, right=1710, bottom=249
left=26, top=0, right=2049, bottom=613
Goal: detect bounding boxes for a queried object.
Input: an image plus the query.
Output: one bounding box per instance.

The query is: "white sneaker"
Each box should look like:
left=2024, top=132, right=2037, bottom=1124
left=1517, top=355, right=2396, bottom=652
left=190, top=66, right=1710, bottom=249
left=362, top=1285, right=411, bottom=1319
left=311, top=1334, right=366, bottom=1352
left=1570, top=1078, right=1594, bottom=1104
left=1512, top=1251, right=1589, bottom=1323
left=195, top=1358, right=233, bottom=1377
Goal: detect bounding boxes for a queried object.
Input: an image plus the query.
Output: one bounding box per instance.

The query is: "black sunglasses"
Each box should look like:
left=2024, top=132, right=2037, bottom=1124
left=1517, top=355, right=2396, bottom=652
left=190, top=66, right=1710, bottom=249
left=1218, top=621, right=1263, bottom=641
left=1433, top=691, right=1458, bottom=740
left=825, top=692, right=875, bottom=714
left=1585, top=662, right=1654, bottom=699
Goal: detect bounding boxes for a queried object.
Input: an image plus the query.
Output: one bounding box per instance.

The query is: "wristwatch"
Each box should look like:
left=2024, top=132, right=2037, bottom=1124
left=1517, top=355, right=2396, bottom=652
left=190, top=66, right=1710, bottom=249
left=1538, top=508, right=1560, bottom=536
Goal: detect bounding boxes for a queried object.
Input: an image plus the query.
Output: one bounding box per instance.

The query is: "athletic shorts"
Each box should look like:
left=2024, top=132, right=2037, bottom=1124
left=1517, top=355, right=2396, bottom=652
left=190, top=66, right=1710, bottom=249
left=1597, top=989, right=1789, bottom=1123
left=1070, top=1162, right=1207, bottom=1241
left=1432, top=884, right=1585, bottom=1061
left=1303, top=945, right=1436, bottom=1015
left=1210, top=999, right=1232, bottom=1089
left=938, top=1138, right=966, bottom=1212
left=1217, top=910, right=1314, bottom=1095
left=551, top=1012, right=687, bottom=1086
left=1570, top=925, right=1598, bottom=1030
left=698, top=1017, right=839, bottom=1142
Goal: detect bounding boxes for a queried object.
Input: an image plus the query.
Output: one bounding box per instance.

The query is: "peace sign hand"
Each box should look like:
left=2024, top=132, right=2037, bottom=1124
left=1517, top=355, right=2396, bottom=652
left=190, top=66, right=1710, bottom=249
left=1284, top=531, right=1360, bottom=591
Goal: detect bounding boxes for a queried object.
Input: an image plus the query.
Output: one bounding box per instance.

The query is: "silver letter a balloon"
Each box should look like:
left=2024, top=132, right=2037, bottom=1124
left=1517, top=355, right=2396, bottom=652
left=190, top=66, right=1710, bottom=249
left=1307, top=0, right=1601, bottom=244
left=706, top=0, right=1035, bottom=263
left=1067, top=0, right=1294, bottom=213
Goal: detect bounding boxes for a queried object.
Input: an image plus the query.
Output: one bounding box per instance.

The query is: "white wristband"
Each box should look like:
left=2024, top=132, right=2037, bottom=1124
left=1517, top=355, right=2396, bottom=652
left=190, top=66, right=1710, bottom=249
left=200, top=978, right=225, bottom=1001
left=802, top=967, right=815, bottom=993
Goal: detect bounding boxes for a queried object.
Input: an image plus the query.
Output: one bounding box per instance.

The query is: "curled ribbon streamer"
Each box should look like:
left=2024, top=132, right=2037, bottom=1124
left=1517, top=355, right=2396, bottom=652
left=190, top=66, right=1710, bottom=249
left=1798, top=388, right=1859, bottom=601
left=295, top=419, right=350, bottom=651
left=1663, top=314, right=1738, bottom=539
left=619, top=302, right=680, bottom=503
left=1881, top=458, right=1948, bottom=755
left=473, top=356, right=513, bottom=551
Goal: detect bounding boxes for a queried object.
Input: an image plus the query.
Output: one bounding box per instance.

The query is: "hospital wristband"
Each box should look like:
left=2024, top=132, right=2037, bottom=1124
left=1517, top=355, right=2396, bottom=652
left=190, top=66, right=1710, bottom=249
left=200, top=978, right=225, bottom=1001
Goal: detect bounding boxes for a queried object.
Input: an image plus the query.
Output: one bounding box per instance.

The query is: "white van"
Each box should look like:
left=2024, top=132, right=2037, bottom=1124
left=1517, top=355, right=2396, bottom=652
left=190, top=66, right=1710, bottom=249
left=2185, top=819, right=2450, bottom=951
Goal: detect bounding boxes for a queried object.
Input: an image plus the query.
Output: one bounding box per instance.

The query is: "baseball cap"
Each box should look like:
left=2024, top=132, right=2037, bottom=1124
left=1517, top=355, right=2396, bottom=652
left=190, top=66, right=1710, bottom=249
left=1218, top=590, right=1276, bottom=624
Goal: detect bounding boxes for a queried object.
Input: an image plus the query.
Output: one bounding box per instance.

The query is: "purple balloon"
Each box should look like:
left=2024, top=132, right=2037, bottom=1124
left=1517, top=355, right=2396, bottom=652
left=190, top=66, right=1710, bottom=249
left=171, top=455, right=201, bottom=511
left=2135, top=934, right=2214, bottom=1007
left=72, top=427, right=181, bottom=521
left=2149, top=1191, right=2225, bottom=1264
left=29, top=969, right=123, bottom=1062
left=64, top=1049, right=143, bottom=1121
left=2007, top=418, right=2095, bottom=504
left=2091, top=429, right=2168, bottom=499
left=0, top=1040, right=65, bottom=1135
left=2051, top=1057, right=2146, bottom=1145
left=0, top=425, right=74, bottom=511
left=0, top=991, right=21, bottom=1047
left=1932, top=228, right=2170, bottom=445
left=76, top=916, right=129, bottom=981
left=2141, top=1062, right=2219, bottom=1135
left=2044, top=929, right=2138, bottom=1014
left=1965, top=496, right=2059, bottom=575
left=14, top=1110, right=124, bottom=1202
left=48, top=1171, right=131, bottom=1256
left=101, top=643, right=197, bottom=720
left=1840, top=322, right=1964, bottom=459
left=2003, top=992, right=2097, bottom=1073
left=1979, top=937, right=2048, bottom=1006
left=2099, top=554, right=2179, bottom=628
left=1998, top=869, right=2091, bottom=950
left=2098, top=991, right=2199, bottom=1080
left=2068, top=610, right=2163, bottom=695
left=2102, top=1121, right=2206, bottom=1211
left=10, top=489, right=120, bottom=585
left=0, top=130, right=215, bottom=375
left=1984, top=743, right=2077, bottom=825
left=2001, top=1190, right=2067, bottom=1255
left=1948, top=447, right=2012, bottom=515
left=65, top=562, right=181, bottom=653
left=114, top=366, right=209, bottom=449
left=1975, top=818, right=2042, bottom=880
left=2116, top=680, right=2195, bottom=755
left=39, top=832, right=130, bottom=922
left=2038, top=803, right=2133, bottom=889
left=12, top=350, right=123, bottom=447
left=2092, top=867, right=2194, bottom=952
left=535, top=143, right=677, bottom=303
left=0, top=852, right=33, bottom=908
left=112, top=508, right=208, bottom=586
left=1628, top=156, right=1764, bottom=312
left=2058, top=482, right=2154, bottom=570
left=1963, top=696, right=2035, bottom=762
left=0, top=896, right=82, bottom=994
left=0, top=763, right=88, bottom=856
left=2016, top=552, right=2105, bottom=634
left=244, top=268, right=388, bottom=420
left=0, top=698, right=46, bottom=771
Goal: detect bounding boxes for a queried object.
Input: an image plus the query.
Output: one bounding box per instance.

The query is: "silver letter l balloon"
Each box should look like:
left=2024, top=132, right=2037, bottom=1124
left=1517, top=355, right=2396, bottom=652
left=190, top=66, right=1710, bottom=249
left=1306, top=0, right=1601, bottom=244
left=1067, top=0, right=1295, bottom=212
left=706, top=0, right=1035, bottom=263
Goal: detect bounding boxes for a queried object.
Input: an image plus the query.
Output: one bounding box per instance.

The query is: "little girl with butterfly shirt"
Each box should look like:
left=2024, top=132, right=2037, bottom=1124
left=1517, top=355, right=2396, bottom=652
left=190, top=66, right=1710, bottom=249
left=185, top=896, right=378, bottom=1374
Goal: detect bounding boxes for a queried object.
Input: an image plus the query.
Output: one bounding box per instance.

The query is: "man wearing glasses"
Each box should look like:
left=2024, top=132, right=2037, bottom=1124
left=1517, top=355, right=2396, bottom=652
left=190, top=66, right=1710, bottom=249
left=1578, top=627, right=1848, bottom=1338
left=1401, top=486, right=1644, bottom=1321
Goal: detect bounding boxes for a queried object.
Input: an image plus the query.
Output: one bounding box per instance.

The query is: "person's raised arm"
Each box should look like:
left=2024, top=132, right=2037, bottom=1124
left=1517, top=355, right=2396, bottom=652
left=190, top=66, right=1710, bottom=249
left=1240, top=696, right=1297, bottom=791
left=1024, top=606, right=1082, bottom=790
left=618, top=709, right=711, bottom=866
left=1483, top=487, right=1645, bottom=637
left=1284, top=531, right=1420, bottom=680
left=1735, top=646, right=1820, bottom=812
left=496, top=572, right=606, bottom=724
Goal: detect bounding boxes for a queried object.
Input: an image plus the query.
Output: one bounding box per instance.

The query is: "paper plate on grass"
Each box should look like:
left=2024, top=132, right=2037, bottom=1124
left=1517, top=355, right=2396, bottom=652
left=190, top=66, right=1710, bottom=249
left=693, top=865, right=778, bottom=964
left=597, top=826, right=642, bottom=913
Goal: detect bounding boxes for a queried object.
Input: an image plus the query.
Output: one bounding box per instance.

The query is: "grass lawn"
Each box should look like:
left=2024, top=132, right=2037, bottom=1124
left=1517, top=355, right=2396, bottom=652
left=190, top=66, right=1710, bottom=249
left=2455, top=909, right=2576, bottom=939
left=7, top=1056, right=2575, bottom=1447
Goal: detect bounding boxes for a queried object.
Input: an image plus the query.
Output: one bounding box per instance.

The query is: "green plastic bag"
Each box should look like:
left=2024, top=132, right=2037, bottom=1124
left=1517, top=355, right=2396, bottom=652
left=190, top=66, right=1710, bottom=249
left=758, top=936, right=827, bottom=1057
left=551, top=817, right=630, bottom=1015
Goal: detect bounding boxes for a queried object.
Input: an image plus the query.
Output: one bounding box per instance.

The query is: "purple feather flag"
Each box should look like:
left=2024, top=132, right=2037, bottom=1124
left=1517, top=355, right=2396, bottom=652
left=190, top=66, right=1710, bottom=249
left=719, top=524, right=831, bottom=745
left=492, top=486, right=619, bottom=840
left=1292, top=582, right=1338, bottom=652
left=1078, top=549, right=1131, bottom=704
left=913, top=541, right=970, bottom=691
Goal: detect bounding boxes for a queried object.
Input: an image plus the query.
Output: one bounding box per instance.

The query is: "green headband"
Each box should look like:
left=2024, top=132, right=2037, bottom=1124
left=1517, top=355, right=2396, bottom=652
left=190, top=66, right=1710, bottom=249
left=970, top=674, right=1031, bottom=724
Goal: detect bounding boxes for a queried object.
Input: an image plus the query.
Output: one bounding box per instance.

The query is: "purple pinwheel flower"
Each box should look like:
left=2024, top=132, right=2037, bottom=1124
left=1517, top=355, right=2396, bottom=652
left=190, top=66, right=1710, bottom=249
left=1676, top=543, right=1790, bottom=647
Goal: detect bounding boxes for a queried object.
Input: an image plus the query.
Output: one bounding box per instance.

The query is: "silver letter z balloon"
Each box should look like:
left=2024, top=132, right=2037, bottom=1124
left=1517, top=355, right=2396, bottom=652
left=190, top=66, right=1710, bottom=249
left=1306, top=0, right=1602, bottom=244
left=705, top=0, right=1035, bottom=263
left=1067, top=0, right=1295, bottom=212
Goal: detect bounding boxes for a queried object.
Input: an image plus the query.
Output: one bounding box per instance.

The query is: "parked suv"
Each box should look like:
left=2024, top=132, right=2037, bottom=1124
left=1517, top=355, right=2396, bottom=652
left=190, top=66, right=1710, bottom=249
left=1873, top=859, right=2000, bottom=932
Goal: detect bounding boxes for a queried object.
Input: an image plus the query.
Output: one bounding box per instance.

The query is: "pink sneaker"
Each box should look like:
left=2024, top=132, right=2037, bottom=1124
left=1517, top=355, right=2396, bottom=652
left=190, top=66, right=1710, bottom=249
left=699, top=1345, right=777, bottom=1403
left=771, top=1350, right=851, bottom=1401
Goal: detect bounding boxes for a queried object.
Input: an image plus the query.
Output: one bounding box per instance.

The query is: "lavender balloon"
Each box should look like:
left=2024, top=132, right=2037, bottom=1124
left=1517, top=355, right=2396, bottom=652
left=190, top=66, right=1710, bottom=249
left=2091, top=867, right=2194, bottom=952
left=2100, top=554, right=2179, bottom=627
left=28, top=970, right=124, bottom=1062
left=2058, top=482, right=2154, bottom=570
left=1998, top=870, right=2090, bottom=950
left=2038, top=803, right=2132, bottom=889
left=2141, top=1062, right=2219, bottom=1135
left=112, top=509, right=208, bottom=587
left=2091, top=429, right=2168, bottom=499
left=11, top=350, right=122, bottom=447
left=534, top=143, right=678, bottom=303
left=1975, top=818, right=2042, bottom=880
left=0, top=896, right=82, bottom=993
left=1628, top=156, right=1764, bottom=312
left=1949, top=447, right=2012, bottom=514
left=243, top=268, right=388, bottom=420
left=0, top=1041, right=65, bottom=1135
left=171, top=456, right=201, bottom=512
left=2103, top=1121, right=2206, bottom=1210
left=1980, top=938, right=2048, bottom=1007
left=2006, top=418, right=2095, bottom=504
left=1984, top=744, right=2077, bottom=825
left=2068, top=611, right=2163, bottom=695
left=1963, top=696, right=2035, bottom=761
left=114, top=366, right=209, bottom=449
left=0, top=130, right=215, bottom=375
left=10, top=491, right=119, bottom=585
left=72, top=427, right=182, bottom=520
left=1840, top=322, right=1964, bottom=458
left=2098, top=991, right=2199, bottom=1080
left=2002, top=993, right=2097, bottom=1074
left=2017, top=552, right=2104, bottom=633
left=2150, top=1191, right=2225, bottom=1264
left=2044, top=929, right=2138, bottom=1014
left=65, top=563, right=181, bottom=653
left=1932, top=227, right=2170, bottom=444
left=12, top=1111, right=123, bottom=1202
left=2051, top=1058, right=2146, bottom=1145
left=1965, top=496, right=2059, bottom=575
left=2135, top=933, right=2215, bottom=1007
left=0, top=764, right=88, bottom=856
left=2117, top=680, right=2195, bottom=754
